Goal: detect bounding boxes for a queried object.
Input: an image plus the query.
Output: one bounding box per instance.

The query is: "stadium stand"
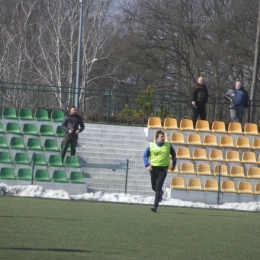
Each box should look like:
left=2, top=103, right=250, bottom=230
left=179, top=162, right=195, bottom=174
left=204, top=179, right=218, bottom=191
left=170, top=133, right=186, bottom=144
left=51, top=110, right=65, bottom=122
left=6, top=122, right=21, bottom=134
left=236, top=137, right=251, bottom=148
left=2, top=107, right=17, bottom=119
left=228, top=122, right=242, bottom=134
left=211, top=121, right=226, bottom=133
left=22, top=123, right=38, bottom=135
left=197, top=163, right=212, bottom=175
left=187, top=134, right=202, bottom=145
left=70, top=171, right=85, bottom=183
left=147, top=117, right=163, bottom=128
left=39, top=124, right=55, bottom=136
left=180, top=119, right=194, bottom=131
left=0, top=167, right=15, bottom=179
left=17, top=168, right=32, bottom=180
left=203, top=135, right=218, bottom=146
left=163, top=118, right=178, bottom=129
left=237, top=182, right=254, bottom=194
left=243, top=123, right=259, bottom=135
left=18, top=108, right=34, bottom=120
left=35, top=169, right=51, bottom=181
left=187, top=178, right=203, bottom=190
left=53, top=170, right=69, bottom=183
left=35, top=109, right=50, bottom=121
left=0, top=136, right=9, bottom=149
left=195, top=120, right=211, bottom=132
left=220, top=136, right=234, bottom=148
left=170, top=177, right=186, bottom=189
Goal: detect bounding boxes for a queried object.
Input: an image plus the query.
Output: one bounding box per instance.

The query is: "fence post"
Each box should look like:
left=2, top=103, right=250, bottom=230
left=142, top=92, right=146, bottom=126
left=248, top=100, right=251, bottom=123
left=125, top=159, right=129, bottom=194
left=217, top=165, right=221, bottom=205
left=177, top=96, right=181, bottom=127
left=212, top=97, right=216, bottom=122
left=31, top=153, right=35, bottom=185
left=0, top=82, right=3, bottom=114
left=107, top=90, right=111, bottom=125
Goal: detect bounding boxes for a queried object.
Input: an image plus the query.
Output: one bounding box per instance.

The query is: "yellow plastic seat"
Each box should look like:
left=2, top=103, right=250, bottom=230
left=230, top=165, right=245, bottom=178
left=247, top=167, right=260, bottom=178
left=197, top=163, right=212, bottom=175
left=187, top=134, right=202, bottom=145
left=163, top=118, right=178, bottom=130
left=170, top=133, right=186, bottom=144
left=209, top=149, right=224, bottom=161
left=168, top=162, right=179, bottom=173
left=211, top=121, right=227, bottom=133
left=192, top=148, right=208, bottom=160
left=214, top=165, right=228, bottom=176
left=220, top=136, right=234, bottom=148
left=221, top=180, right=237, bottom=193
left=187, top=178, right=203, bottom=190
left=236, top=137, right=250, bottom=148
left=254, top=183, right=260, bottom=194
left=225, top=150, right=240, bottom=162
left=170, top=177, right=186, bottom=189
left=179, top=162, right=195, bottom=174
left=203, top=135, right=218, bottom=146
left=241, top=152, right=257, bottom=164
left=154, top=132, right=169, bottom=142
left=228, top=122, right=242, bottom=134
left=195, top=120, right=211, bottom=132
left=176, top=147, right=191, bottom=159
left=252, top=138, right=260, bottom=149
left=180, top=119, right=195, bottom=131
left=147, top=117, right=163, bottom=129
left=237, top=182, right=254, bottom=194
left=244, top=123, right=259, bottom=135
left=204, top=179, right=218, bottom=191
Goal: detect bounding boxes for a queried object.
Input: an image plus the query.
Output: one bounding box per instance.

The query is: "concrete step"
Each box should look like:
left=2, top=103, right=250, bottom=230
left=77, top=147, right=145, bottom=155
left=78, top=141, right=148, bottom=149
left=84, top=123, right=147, bottom=132
left=79, top=133, right=146, bottom=141
left=82, top=128, right=147, bottom=136
left=79, top=154, right=143, bottom=162
left=78, top=138, right=148, bottom=146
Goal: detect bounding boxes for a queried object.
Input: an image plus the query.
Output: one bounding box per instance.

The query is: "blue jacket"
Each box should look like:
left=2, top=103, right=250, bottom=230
left=224, top=87, right=249, bottom=108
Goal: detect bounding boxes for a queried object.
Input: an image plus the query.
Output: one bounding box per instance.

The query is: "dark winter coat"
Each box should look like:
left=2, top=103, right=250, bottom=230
left=62, top=114, right=85, bottom=137
left=190, top=83, right=209, bottom=106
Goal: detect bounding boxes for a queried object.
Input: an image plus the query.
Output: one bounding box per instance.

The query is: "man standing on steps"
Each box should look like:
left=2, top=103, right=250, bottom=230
left=61, top=106, right=85, bottom=163
left=143, top=130, right=177, bottom=212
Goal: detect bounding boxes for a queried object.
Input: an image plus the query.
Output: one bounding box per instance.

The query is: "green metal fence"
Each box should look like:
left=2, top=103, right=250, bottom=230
left=0, top=81, right=259, bottom=126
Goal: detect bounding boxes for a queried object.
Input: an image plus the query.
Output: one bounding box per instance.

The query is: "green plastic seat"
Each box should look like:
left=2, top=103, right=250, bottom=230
left=22, top=123, right=38, bottom=135
left=35, top=109, right=50, bottom=121
left=18, top=108, right=34, bottom=120
left=27, top=138, right=42, bottom=150
left=0, top=122, right=4, bottom=133
left=56, top=125, right=65, bottom=137
left=61, top=141, right=71, bottom=152
left=35, top=169, right=51, bottom=181
left=43, top=139, right=59, bottom=151
left=32, top=154, right=46, bottom=166
left=48, top=154, right=63, bottom=167
left=10, top=137, right=25, bottom=149
left=0, top=136, right=9, bottom=149
left=14, top=153, right=30, bottom=164
left=17, top=168, right=32, bottom=180
left=2, top=107, right=17, bottom=119
left=6, top=122, right=21, bottom=134
left=0, top=167, right=15, bottom=179
left=70, top=171, right=85, bottom=183
left=51, top=110, right=65, bottom=122
left=39, top=124, right=55, bottom=136
left=65, top=156, right=80, bottom=167
left=53, top=170, right=69, bottom=182
left=0, top=151, right=12, bottom=163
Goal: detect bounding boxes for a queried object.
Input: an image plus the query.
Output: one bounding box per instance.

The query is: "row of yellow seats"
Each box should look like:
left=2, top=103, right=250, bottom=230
left=170, top=177, right=260, bottom=194
left=148, top=117, right=259, bottom=135
left=168, top=162, right=260, bottom=179
left=176, top=147, right=260, bottom=163
left=158, top=132, right=260, bottom=149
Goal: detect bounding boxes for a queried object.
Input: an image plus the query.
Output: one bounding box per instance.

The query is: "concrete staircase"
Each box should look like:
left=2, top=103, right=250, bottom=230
left=77, top=123, right=154, bottom=196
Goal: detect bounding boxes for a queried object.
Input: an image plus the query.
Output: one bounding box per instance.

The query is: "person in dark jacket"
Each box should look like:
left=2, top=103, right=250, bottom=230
left=190, top=76, right=210, bottom=128
left=60, top=106, right=85, bottom=162
left=224, top=81, right=249, bottom=125
left=143, top=130, right=177, bottom=212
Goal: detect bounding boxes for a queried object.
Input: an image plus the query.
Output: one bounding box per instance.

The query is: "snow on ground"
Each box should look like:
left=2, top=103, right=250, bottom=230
left=1, top=183, right=260, bottom=211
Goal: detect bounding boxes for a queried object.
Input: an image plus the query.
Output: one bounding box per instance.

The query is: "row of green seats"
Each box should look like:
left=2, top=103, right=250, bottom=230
left=1, top=107, right=64, bottom=121
left=0, top=136, right=69, bottom=151
left=0, top=122, right=65, bottom=136
left=0, top=167, right=85, bottom=183
left=0, top=152, right=80, bottom=167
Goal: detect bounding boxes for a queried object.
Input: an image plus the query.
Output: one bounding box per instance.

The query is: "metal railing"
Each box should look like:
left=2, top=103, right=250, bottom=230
left=0, top=81, right=260, bottom=126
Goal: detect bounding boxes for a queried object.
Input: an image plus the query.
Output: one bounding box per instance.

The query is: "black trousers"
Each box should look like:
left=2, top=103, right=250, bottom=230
left=191, top=104, right=207, bottom=128
left=150, top=167, right=167, bottom=207
left=60, top=134, right=78, bottom=161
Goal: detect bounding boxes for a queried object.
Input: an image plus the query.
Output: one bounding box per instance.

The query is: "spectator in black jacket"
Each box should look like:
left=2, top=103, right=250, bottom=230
left=190, top=76, right=210, bottom=128
left=224, top=81, right=249, bottom=125
left=60, top=106, right=85, bottom=162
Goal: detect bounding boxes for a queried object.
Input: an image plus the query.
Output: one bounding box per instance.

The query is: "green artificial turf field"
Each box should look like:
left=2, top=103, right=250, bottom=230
left=0, top=196, right=259, bottom=260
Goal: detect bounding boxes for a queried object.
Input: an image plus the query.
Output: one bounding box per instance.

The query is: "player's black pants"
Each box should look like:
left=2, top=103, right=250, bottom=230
left=150, top=166, right=167, bottom=207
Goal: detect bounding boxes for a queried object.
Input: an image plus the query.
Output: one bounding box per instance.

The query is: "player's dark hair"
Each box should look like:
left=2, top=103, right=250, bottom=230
left=155, top=130, right=164, bottom=139
left=70, top=106, right=76, bottom=110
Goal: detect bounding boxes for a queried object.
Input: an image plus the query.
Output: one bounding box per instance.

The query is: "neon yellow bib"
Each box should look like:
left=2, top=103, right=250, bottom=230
left=150, top=142, right=170, bottom=166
